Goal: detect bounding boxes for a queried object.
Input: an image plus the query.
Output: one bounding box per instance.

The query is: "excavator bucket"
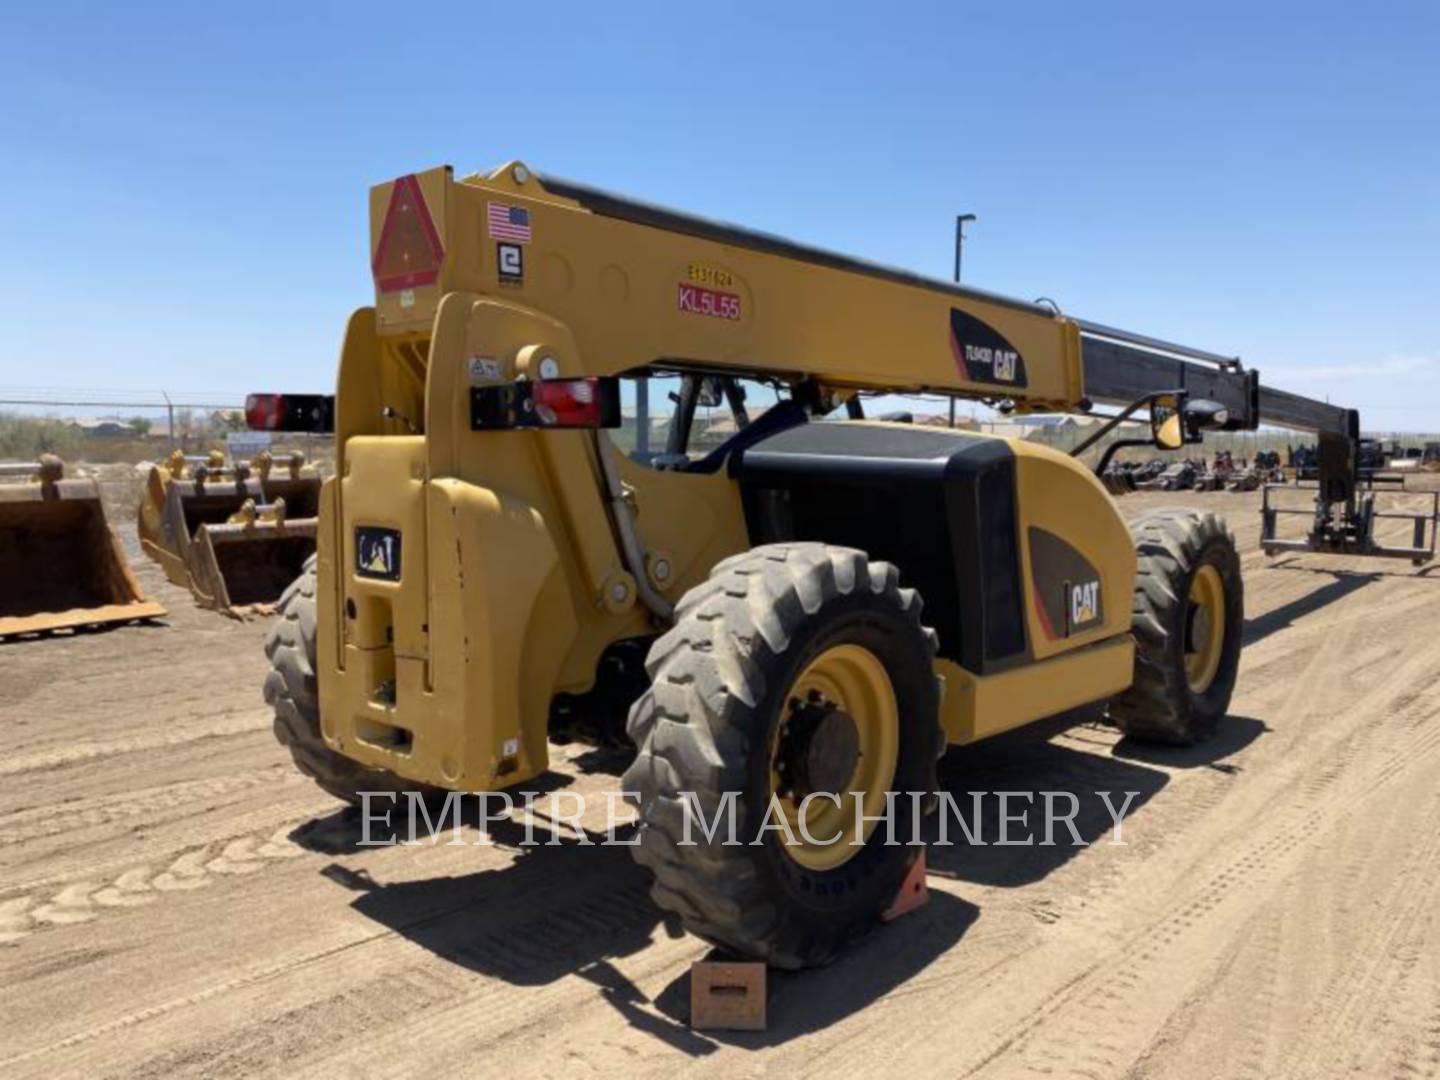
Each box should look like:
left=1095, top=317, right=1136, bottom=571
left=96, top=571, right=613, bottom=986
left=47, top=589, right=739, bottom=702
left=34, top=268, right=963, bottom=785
left=137, top=449, right=320, bottom=617
left=0, top=457, right=165, bottom=638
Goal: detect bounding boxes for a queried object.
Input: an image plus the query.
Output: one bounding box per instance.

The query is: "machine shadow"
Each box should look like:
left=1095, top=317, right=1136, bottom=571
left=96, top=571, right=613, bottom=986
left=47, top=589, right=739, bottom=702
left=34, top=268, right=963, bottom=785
left=1242, top=567, right=1380, bottom=646
left=1112, top=714, right=1267, bottom=769
left=927, top=711, right=1147, bottom=887
left=642, top=891, right=980, bottom=1049
left=295, top=794, right=982, bottom=1054
left=1266, top=557, right=1438, bottom=582
left=926, top=708, right=1264, bottom=888
left=315, top=814, right=671, bottom=971
left=285, top=771, right=578, bottom=856
left=297, top=794, right=983, bottom=1052
left=298, top=705, right=1260, bottom=1052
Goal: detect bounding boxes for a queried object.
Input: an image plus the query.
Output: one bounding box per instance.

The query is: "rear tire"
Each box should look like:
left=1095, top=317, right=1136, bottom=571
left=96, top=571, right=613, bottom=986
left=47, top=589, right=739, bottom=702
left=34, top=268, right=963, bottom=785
left=623, top=543, right=942, bottom=968
left=1109, top=510, right=1243, bottom=745
left=264, top=555, right=439, bottom=804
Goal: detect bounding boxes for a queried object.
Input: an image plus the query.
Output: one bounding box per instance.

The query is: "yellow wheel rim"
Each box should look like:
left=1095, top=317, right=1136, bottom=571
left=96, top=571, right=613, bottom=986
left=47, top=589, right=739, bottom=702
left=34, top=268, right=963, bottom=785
left=1185, top=564, right=1226, bottom=693
left=769, top=643, right=899, bottom=871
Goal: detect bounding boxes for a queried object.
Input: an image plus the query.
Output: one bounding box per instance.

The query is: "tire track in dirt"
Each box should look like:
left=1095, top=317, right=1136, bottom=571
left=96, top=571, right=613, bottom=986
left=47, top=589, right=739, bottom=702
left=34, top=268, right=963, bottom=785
left=959, top=592, right=1440, bottom=1078
left=0, top=713, right=272, bottom=778
left=1130, top=767, right=1440, bottom=1078
left=1003, top=591, right=1364, bottom=943
left=1272, top=792, right=1440, bottom=1077
left=0, top=825, right=305, bottom=947
left=0, top=765, right=296, bottom=847
left=0, top=857, right=665, bottom=1078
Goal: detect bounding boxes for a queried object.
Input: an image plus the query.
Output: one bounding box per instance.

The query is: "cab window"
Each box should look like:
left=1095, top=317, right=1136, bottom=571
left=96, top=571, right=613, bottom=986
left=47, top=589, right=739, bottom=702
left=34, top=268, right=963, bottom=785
left=615, top=373, right=784, bottom=467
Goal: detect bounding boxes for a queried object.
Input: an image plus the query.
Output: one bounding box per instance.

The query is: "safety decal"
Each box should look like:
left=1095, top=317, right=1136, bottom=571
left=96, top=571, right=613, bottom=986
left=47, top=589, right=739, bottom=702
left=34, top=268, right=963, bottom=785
left=468, top=355, right=503, bottom=385
left=372, top=174, right=445, bottom=293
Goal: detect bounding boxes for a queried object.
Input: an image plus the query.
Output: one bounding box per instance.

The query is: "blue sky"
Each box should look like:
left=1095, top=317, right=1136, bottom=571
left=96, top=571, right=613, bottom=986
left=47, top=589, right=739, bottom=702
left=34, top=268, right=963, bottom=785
left=1, top=1, right=1436, bottom=429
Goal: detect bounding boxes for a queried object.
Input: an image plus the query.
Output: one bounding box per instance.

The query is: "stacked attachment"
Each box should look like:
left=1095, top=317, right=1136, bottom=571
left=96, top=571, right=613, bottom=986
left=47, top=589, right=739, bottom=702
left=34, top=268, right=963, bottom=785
left=0, top=456, right=165, bottom=637
left=137, top=449, right=320, bottom=617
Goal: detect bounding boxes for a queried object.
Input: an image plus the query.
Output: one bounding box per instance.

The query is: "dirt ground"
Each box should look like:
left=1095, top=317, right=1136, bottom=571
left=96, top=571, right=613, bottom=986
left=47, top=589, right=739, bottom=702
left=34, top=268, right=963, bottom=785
left=3, top=480, right=1439, bottom=1079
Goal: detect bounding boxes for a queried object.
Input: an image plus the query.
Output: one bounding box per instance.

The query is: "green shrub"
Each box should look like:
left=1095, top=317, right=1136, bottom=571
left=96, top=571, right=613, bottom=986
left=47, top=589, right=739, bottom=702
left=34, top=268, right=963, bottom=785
left=0, top=413, right=86, bottom=462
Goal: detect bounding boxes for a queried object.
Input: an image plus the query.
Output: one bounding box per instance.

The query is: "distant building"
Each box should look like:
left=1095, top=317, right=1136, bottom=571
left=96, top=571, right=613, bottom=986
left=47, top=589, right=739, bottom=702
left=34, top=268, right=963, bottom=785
left=67, top=417, right=132, bottom=438
left=979, top=414, right=1104, bottom=441
left=916, top=414, right=980, bottom=430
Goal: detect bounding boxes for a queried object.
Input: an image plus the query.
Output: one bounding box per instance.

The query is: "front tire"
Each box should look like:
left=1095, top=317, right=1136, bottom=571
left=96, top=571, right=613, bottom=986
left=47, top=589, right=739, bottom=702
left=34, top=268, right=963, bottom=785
left=623, top=543, right=942, bottom=968
left=1109, top=510, right=1244, bottom=744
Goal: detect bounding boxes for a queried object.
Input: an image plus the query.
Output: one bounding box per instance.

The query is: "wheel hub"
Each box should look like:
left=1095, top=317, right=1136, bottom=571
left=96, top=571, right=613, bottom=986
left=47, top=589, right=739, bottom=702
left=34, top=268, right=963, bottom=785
left=769, top=643, right=900, bottom=871
left=1184, top=563, right=1227, bottom=693
left=777, top=691, right=861, bottom=798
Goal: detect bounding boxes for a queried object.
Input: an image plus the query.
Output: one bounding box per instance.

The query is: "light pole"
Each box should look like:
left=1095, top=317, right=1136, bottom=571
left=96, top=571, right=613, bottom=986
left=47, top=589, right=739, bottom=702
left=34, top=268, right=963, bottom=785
left=954, top=213, right=977, bottom=283
left=950, top=213, right=977, bottom=429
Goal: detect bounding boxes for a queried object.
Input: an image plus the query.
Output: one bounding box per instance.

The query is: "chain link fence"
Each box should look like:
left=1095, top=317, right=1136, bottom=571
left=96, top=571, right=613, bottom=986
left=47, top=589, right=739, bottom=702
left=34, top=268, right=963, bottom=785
left=2, top=385, right=1434, bottom=473
left=0, top=389, right=330, bottom=471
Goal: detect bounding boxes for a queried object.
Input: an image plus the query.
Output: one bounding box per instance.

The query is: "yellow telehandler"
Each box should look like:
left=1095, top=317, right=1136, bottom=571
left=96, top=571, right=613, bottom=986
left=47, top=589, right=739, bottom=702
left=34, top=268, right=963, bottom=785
left=246, top=161, right=1432, bottom=967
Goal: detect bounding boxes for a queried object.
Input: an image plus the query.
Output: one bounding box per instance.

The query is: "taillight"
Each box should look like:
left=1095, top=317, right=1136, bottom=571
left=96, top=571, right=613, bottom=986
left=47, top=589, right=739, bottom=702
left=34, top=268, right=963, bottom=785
left=471, top=377, right=621, bottom=431
left=534, top=378, right=607, bottom=427
left=246, top=393, right=284, bottom=430
left=244, top=393, right=335, bottom=433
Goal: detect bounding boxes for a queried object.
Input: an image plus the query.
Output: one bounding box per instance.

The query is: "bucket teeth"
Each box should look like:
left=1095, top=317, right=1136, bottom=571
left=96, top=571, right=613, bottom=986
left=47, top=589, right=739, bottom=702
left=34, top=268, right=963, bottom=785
left=137, top=452, right=321, bottom=617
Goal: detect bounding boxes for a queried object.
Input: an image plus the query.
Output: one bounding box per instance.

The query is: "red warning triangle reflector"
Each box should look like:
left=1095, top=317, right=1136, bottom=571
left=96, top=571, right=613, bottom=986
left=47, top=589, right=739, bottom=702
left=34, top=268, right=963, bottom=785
left=372, top=174, right=445, bottom=293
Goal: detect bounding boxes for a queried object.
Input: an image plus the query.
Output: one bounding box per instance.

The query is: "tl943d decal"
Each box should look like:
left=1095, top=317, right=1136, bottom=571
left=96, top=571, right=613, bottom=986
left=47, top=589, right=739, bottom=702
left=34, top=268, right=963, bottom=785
left=950, top=308, right=1028, bottom=388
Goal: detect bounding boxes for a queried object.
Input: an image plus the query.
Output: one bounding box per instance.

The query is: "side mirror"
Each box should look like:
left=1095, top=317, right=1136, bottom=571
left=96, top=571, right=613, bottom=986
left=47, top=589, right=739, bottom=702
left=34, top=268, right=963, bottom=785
left=1151, top=394, right=1185, bottom=451
left=696, top=377, right=724, bottom=409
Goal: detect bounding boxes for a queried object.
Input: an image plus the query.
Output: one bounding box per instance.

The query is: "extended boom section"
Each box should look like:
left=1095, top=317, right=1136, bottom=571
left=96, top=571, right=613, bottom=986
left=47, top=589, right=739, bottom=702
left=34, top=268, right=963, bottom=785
left=1074, top=329, right=1435, bottom=562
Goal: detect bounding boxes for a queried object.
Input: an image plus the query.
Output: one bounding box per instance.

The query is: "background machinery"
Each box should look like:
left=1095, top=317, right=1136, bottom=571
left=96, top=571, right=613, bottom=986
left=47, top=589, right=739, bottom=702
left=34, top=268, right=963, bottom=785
left=1260, top=412, right=1438, bottom=563
left=246, top=161, right=1432, bottom=966
left=137, top=448, right=322, bottom=616
left=0, top=456, right=165, bottom=637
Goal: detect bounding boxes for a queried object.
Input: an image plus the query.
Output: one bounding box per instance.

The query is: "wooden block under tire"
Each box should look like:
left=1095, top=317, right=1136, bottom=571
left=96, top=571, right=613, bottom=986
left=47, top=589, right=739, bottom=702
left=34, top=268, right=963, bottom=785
left=690, top=961, right=767, bottom=1031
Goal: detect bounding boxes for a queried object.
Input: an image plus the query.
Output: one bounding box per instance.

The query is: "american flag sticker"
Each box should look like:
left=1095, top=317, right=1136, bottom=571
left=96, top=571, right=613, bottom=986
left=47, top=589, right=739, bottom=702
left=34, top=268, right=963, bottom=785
left=488, top=202, right=533, bottom=243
